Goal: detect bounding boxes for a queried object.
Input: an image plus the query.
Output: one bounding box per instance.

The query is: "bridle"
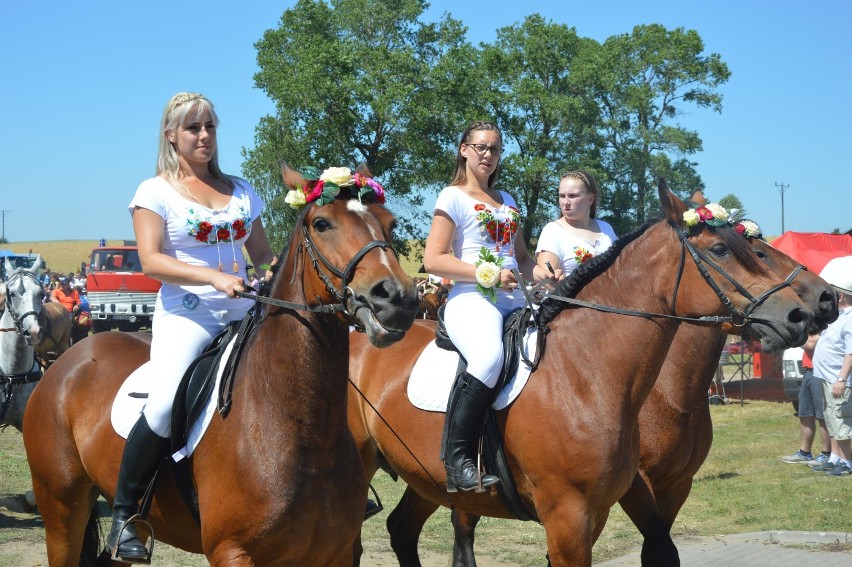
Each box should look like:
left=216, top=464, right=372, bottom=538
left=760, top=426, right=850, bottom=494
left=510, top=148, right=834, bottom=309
left=1, top=270, right=43, bottom=341
left=0, top=270, right=43, bottom=421
left=543, top=220, right=804, bottom=335
left=237, top=215, right=396, bottom=331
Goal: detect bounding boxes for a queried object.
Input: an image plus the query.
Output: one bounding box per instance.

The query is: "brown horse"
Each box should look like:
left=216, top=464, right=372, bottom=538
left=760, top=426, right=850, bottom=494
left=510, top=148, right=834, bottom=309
left=347, top=185, right=817, bottom=566
left=418, top=292, right=442, bottom=320
left=33, top=302, right=72, bottom=370
left=421, top=236, right=839, bottom=566
left=23, top=164, right=419, bottom=566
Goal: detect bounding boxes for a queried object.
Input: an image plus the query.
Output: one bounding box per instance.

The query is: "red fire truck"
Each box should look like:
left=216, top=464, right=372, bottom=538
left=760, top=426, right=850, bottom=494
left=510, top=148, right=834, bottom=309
left=86, top=246, right=161, bottom=333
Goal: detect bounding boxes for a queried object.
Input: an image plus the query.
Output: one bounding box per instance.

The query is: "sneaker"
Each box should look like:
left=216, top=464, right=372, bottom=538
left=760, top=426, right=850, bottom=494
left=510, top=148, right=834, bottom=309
left=825, top=462, right=852, bottom=476
left=811, top=459, right=839, bottom=472
left=805, top=453, right=830, bottom=467
left=781, top=450, right=814, bottom=464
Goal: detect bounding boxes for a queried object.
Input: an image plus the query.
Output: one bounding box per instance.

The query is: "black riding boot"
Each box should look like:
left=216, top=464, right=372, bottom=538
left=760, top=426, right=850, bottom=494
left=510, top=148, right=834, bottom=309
left=441, top=371, right=500, bottom=492
left=106, top=415, right=169, bottom=563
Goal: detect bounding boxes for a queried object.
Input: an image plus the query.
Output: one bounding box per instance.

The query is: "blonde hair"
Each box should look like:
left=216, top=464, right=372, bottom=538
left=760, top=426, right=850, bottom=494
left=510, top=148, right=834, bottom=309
left=559, top=170, right=600, bottom=219
left=450, top=120, right=502, bottom=189
left=156, top=92, right=233, bottom=194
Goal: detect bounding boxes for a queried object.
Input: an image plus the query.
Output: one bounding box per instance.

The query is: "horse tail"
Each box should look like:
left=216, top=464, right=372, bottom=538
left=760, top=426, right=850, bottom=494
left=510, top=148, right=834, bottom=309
left=79, top=507, right=106, bottom=567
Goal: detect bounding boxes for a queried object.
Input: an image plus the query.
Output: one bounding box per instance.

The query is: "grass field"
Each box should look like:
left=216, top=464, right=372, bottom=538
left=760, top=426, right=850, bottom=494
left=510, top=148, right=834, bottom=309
left=2, top=400, right=850, bottom=565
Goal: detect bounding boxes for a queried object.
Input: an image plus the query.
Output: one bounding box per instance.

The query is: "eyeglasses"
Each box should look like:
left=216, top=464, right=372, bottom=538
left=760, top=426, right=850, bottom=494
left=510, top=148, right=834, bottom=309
left=465, top=143, right=502, bottom=157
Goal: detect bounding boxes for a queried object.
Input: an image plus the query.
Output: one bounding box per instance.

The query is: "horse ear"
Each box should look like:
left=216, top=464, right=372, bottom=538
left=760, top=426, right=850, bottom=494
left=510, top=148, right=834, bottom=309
left=658, top=179, right=688, bottom=223
left=279, top=160, right=307, bottom=190
left=30, top=255, right=43, bottom=273
left=4, top=258, right=12, bottom=277
left=355, top=162, right=373, bottom=179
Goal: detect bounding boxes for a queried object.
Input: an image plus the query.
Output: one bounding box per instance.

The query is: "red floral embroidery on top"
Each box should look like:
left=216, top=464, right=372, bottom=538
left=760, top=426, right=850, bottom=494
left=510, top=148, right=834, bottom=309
left=474, top=203, right=520, bottom=251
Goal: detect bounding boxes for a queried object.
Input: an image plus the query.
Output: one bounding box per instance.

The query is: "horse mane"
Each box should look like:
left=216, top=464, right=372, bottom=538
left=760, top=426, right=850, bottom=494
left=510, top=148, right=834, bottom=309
left=538, top=217, right=770, bottom=327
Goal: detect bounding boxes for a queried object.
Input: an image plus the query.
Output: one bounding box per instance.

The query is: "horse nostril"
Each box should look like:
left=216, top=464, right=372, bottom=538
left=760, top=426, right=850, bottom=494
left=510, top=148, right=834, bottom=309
left=787, top=307, right=813, bottom=327
left=818, top=290, right=837, bottom=315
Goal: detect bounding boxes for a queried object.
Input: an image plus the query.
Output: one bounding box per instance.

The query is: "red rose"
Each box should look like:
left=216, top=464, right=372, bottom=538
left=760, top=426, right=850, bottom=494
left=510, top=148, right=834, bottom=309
left=234, top=228, right=247, bottom=240
left=695, top=206, right=713, bottom=221
left=217, top=227, right=231, bottom=241
left=734, top=223, right=746, bottom=235
left=232, top=219, right=245, bottom=231
left=474, top=204, right=486, bottom=211
left=195, top=232, right=209, bottom=243
left=305, top=180, right=324, bottom=203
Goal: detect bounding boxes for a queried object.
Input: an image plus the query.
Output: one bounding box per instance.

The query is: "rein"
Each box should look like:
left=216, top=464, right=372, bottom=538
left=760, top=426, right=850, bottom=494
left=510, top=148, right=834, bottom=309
left=542, top=221, right=803, bottom=331
left=236, top=223, right=396, bottom=329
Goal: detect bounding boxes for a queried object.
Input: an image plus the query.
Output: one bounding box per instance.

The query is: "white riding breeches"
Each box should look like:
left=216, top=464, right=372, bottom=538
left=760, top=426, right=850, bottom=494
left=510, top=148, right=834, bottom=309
left=142, top=298, right=249, bottom=437
left=443, top=282, right=526, bottom=388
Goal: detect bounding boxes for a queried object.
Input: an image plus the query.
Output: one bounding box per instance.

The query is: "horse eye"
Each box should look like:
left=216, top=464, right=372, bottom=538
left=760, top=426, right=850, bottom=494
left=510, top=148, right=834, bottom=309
left=312, top=218, right=332, bottom=232
left=754, top=249, right=768, bottom=260
left=710, top=243, right=728, bottom=256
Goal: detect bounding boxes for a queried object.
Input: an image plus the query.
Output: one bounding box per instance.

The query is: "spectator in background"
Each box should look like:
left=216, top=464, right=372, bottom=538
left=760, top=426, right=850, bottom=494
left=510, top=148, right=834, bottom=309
left=780, top=333, right=831, bottom=465
left=810, top=256, right=852, bottom=476
left=50, top=277, right=80, bottom=315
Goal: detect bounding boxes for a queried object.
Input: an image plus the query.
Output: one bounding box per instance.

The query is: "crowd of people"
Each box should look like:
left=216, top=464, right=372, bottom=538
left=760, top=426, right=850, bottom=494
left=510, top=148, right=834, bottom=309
left=36, top=267, right=92, bottom=344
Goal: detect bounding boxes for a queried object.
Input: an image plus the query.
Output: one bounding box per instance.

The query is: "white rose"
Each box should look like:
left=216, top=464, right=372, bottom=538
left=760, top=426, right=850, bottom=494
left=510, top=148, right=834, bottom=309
left=475, top=262, right=501, bottom=289
left=740, top=220, right=761, bottom=238
left=320, top=167, right=354, bottom=187
left=284, top=189, right=307, bottom=209
left=704, top=203, right=729, bottom=222
left=683, top=209, right=700, bottom=227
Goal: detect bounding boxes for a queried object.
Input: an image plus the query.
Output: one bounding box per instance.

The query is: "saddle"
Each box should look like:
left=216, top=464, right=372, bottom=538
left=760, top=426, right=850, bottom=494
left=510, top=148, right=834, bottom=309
left=434, top=305, right=542, bottom=521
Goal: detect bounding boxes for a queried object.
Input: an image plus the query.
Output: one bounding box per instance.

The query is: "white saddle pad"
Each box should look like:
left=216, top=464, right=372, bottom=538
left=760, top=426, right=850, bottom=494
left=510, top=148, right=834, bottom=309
left=406, top=325, right=539, bottom=412
left=110, top=336, right=237, bottom=462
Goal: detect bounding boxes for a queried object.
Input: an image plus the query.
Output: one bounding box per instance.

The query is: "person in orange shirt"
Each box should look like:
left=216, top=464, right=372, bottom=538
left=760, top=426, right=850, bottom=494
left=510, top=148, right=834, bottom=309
left=50, top=277, right=80, bottom=315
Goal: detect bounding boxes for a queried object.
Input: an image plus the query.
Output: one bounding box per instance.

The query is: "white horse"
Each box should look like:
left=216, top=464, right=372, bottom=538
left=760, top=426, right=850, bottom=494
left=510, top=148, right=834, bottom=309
left=0, top=256, right=44, bottom=432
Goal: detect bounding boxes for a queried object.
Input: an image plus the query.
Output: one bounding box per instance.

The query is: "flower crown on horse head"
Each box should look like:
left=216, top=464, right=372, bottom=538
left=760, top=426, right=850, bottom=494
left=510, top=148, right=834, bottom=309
left=282, top=162, right=386, bottom=209
left=683, top=202, right=763, bottom=239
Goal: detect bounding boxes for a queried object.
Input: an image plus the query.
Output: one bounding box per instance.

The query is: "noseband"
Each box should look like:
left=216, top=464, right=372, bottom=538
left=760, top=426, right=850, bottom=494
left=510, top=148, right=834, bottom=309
left=669, top=220, right=804, bottom=332
left=239, top=221, right=397, bottom=330
left=2, top=271, right=42, bottom=338
left=299, top=224, right=396, bottom=328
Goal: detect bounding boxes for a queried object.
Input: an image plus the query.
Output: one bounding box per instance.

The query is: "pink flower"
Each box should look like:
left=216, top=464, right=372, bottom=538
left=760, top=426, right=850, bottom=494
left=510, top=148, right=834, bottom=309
left=365, top=177, right=385, bottom=204
left=305, top=179, right=325, bottom=203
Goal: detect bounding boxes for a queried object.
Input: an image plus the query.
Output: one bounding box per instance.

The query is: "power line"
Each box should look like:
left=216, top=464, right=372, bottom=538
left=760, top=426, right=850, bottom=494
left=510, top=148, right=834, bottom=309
left=774, top=182, right=789, bottom=234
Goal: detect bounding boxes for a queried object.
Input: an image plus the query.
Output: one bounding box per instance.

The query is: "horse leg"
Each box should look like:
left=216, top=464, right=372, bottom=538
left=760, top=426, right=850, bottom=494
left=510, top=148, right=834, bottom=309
left=451, top=510, right=481, bottom=567
left=387, top=485, right=440, bottom=567
left=539, top=501, right=597, bottom=567
left=618, top=474, right=680, bottom=567
left=34, top=481, right=100, bottom=567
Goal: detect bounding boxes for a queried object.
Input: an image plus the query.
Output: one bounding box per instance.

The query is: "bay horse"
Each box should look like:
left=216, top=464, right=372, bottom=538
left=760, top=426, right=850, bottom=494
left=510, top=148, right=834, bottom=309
left=411, top=235, right=839, bottom=566
left=23, top=164, right=419, bottom=566
left=418, top=292, right=441, bottom=320
left=347, top=185, right=817, bottom=566
left=33, top=302, right=72, bottom=370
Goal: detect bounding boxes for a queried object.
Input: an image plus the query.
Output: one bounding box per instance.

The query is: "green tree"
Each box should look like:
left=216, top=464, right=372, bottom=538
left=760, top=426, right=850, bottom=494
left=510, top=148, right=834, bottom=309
left=718, top=193, right=746, bottom=221
left=593, top=24, right=730, bottom=233
left=242, top=0, right=480, bottom=252
left=479, top=15, right=602, bottom=243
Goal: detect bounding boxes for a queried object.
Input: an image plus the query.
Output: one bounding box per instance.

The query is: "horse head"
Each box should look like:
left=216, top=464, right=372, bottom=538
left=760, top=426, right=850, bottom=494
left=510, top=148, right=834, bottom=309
left=658, top=181, right=813, bottom=353
left=1, top=265, right=44, bottom=345
left=278, top=162, right=418, bottom=347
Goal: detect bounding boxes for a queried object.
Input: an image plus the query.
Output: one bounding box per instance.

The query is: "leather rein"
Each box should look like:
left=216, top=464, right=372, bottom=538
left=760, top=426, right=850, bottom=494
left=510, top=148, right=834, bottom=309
left=541, top=221, right=804, bottom=334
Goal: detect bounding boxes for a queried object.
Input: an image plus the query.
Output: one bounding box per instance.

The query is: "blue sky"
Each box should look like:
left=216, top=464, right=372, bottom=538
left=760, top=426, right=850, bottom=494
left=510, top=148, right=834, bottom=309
left=2, top=1, right=849, bottom=243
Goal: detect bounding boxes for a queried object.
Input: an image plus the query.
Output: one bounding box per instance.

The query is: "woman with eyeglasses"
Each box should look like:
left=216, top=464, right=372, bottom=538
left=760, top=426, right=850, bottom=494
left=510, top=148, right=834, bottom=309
left=535, top=170, right=617, bottom=281
left=424, top=120, right=554, bottom=492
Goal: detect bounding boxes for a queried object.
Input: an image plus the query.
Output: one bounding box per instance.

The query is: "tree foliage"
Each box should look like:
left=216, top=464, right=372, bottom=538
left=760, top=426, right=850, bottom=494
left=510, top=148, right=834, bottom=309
left=718, top=193, right=746, bottom=221
left=242, top=6, right=730, bottom=251
left=243, top=0, right=480, bottom=252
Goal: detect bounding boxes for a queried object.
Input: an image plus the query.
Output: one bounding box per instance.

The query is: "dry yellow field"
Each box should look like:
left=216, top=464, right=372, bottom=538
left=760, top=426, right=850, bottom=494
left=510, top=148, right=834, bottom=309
left=2, top=240, right=126, bottom=275
left=3, top=239, right=427, bottom=278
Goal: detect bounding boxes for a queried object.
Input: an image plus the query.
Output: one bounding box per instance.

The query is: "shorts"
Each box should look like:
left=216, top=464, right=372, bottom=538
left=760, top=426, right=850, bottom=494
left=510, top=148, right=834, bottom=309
left=821, top=380, right=852, bottom=441
left=797, top=370, right=824, bottom=420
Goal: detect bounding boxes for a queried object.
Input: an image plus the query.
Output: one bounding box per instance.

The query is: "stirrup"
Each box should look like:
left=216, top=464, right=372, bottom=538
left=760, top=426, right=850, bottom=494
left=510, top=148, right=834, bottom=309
left=364, top=483, right=384, bottom=521
left=110, top=513, right=155, bottom=565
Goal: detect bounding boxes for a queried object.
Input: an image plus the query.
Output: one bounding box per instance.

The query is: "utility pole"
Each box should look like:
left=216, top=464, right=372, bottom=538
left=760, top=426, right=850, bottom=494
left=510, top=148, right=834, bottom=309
left=775, top=182, right=789, bottom=234
left=0, top=209, right=9, bottom=243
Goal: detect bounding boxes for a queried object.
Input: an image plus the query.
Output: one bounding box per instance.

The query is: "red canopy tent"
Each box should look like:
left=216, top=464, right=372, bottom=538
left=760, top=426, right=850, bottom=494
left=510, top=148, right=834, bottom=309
left=769, top=231, right=852, bottom=274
